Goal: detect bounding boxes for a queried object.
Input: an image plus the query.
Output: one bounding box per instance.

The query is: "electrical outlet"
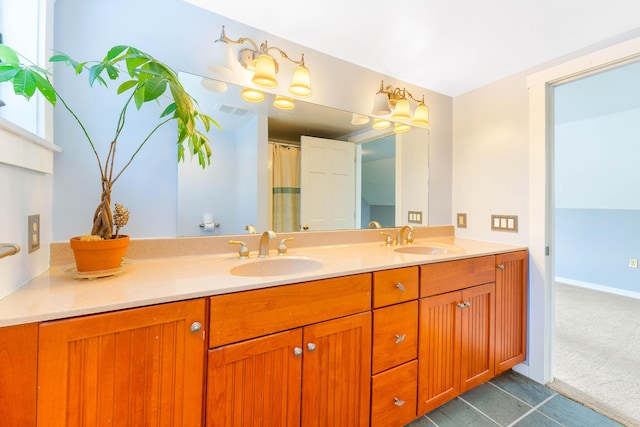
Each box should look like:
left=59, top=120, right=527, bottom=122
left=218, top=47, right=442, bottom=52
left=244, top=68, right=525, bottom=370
left=28, top=214, right=40, bottom=253
left=457, top=213, right=467, bottom=228
left=630, top=258, right=638, bottom=269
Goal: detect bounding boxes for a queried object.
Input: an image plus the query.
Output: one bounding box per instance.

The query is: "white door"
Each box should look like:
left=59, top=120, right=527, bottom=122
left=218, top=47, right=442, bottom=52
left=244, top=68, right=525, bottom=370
left=300, top=136, right=356, bottom=231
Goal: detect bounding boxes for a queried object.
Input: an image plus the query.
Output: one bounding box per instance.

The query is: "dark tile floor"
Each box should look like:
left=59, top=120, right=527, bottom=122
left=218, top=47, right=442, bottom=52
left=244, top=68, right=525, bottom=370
left=406, top=370, right=624, bottom=427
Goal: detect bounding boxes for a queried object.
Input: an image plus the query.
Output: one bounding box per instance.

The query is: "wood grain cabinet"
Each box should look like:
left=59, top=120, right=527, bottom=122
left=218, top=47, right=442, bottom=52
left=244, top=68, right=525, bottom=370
left=36, top=299, right=207, bottom=427
left=370, top=267, right=419, bottom=427
left=0, top=323, right=38, bottom=427
left=495, top=250, right=528, bottom=374
left=418, top=257, right=496, bottom=415
left=207, top=274, right=372, bottom=427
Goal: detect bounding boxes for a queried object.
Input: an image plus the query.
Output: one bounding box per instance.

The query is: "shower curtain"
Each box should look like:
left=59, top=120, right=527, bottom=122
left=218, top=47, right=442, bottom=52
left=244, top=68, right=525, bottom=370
left=271, top=143, right=301, bottom=232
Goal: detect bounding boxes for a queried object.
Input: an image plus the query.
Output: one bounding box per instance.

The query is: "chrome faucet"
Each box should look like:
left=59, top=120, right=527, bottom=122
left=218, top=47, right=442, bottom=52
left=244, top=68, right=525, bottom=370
left=258, top=230, right=276, bottom=257
left=369, top=221, right=381, bottom=229
left=245, top=224, right=257, bottom=234
left=397, top=225, right=414, bottom=246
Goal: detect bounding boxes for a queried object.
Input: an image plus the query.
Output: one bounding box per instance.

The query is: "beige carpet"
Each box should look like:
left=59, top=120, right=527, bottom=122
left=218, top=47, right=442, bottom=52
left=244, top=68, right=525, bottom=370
left=553, top=282, right=640, bottom=427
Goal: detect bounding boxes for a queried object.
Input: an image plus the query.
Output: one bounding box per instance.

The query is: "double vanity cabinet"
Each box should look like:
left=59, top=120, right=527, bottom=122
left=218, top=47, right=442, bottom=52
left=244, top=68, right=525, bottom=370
left=0, top=248, right=527, bottom=426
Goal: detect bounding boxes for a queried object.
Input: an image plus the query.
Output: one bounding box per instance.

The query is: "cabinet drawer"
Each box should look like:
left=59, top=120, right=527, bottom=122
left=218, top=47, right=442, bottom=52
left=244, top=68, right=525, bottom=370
left=209, top=273, right=371, bottom=347
left=371, top=360, right=418, bottom=427
left=373, top=266, right=419, bottom=308
left=372, top=300, right=418, bottom=374
left=420, top=256, right=496, bottom=297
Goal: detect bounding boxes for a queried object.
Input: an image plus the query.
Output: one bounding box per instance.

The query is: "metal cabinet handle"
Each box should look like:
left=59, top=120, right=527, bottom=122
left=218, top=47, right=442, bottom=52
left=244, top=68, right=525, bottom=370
left=497, top=264, right=505, bottom=270
left=464, top=301, right=471, bottom=307
left=396, top=283, right=407, bottom=293
left=457, top=302, right=466, bottom=308
left=190, top=322, right=202, bottom=333
left=394, top=397, right=405, bottom=407
left=293, top=347, right=303, bottom=357
left=395, top=334, right=406, bottom=344
left=307, top=342, right=316, bottom=352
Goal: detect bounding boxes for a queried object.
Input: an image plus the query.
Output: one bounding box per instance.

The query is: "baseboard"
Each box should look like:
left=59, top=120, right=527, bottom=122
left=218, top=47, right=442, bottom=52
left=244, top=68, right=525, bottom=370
left=555, top=277, right=640, bottom=299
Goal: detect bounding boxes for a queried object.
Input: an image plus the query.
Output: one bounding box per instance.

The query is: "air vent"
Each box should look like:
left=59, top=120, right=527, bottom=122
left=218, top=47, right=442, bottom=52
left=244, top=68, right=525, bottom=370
left=215, top=104, right=251, bottom=116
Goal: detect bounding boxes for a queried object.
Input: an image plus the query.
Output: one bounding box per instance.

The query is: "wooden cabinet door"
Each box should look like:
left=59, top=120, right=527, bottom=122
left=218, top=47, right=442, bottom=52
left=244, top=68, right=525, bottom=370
left=207, top=329, right=303, bottom=427
left=460, top=283, right=495, bottom=392
left=37, top=299, right=207, bottom=427
left=0, top=323, right=38, bottom=427
left=418, top=291, right=461, bottom=415
left=495, top=250, right=528, bottom=374
left=302, top=312, right=372, bottom=427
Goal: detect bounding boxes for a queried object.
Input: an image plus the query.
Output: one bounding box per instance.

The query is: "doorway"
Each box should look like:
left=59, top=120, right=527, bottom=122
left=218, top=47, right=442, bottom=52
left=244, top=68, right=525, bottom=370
left=527, top=36, right=640, bottom=387
left=551, top=60, right=640, bottom=424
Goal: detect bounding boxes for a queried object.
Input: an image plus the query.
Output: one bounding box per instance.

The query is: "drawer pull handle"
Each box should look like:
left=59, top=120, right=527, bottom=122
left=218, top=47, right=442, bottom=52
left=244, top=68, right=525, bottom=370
left=307, top=342, right=317, bottom=352
left=394, top=397, right=405, bottom=407
left=497, top=264, right=505, bottom=270
left=395, top=334, right=406, bottom=344
left=293, top=347, right=303, bottom=357
left=396, top=283, right=407, bottom=293
left=190, top=322, right=202, bottom=333
left=464, top=301, right=471, bottom=307
left=457, top=302, right=466, bottom=308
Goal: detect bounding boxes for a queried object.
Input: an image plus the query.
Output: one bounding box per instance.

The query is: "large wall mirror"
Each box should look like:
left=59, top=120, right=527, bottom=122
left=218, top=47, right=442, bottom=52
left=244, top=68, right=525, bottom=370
left=177, top=72, right=430, bottom=237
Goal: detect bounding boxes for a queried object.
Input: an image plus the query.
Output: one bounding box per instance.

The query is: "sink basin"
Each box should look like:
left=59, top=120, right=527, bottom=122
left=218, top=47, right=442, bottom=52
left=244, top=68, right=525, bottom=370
left=229, top=257, right=323, bottom=277
left=394, top=245, right=463, bottom=256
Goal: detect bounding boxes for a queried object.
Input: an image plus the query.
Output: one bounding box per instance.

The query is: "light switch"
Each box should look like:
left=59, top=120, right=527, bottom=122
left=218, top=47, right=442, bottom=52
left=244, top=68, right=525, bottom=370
left=491, top=214, right=518, bottom=232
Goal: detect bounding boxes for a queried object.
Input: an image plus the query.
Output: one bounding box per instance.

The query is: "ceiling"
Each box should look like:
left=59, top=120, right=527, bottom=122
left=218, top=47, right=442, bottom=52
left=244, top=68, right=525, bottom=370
left=185, top=0, right=640, bottom=96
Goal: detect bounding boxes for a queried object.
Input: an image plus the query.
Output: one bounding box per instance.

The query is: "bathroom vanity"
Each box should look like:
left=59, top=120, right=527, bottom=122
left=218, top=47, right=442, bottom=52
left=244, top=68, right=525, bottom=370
left=0, top=229, right=527, bottom=426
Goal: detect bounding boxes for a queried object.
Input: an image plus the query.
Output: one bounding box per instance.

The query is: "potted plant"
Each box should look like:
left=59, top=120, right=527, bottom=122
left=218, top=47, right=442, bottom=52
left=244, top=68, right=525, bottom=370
left=0, top=44, right=218, bottom=272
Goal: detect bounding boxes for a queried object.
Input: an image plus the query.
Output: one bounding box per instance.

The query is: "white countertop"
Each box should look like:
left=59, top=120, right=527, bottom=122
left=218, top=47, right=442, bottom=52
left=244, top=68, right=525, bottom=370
left=0, top=236, right=526, bottom=327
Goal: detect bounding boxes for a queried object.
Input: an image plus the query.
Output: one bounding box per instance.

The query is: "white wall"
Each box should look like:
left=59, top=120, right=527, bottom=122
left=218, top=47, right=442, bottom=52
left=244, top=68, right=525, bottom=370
left=51, top=0, right=453, bottom=241
left=0, top=121, right=58, bottom=298
left=452, top=73, right=529, bottom=245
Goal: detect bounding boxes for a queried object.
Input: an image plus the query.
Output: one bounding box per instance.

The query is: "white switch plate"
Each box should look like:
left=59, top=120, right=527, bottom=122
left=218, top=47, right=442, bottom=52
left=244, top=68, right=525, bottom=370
left=491, top=214, right=518, bottom=232
left=630, top=258, right=638, bottom=269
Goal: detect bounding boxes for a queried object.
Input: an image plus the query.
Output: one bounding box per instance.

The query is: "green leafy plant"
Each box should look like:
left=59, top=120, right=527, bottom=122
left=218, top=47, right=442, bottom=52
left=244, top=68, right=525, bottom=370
left=0, top=44, right=218, bottom=239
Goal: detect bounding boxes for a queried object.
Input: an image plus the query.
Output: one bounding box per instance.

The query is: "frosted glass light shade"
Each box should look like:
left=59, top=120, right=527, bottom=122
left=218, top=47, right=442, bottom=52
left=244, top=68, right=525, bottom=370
left=351, top=113, right=370, bottom=125
left=391, top=98, right=411, bottom=121
left=372, top=118, right=391, bottom=130
left=371, top=92, right=391, bottom=115
left=273, top=96, right=295, bottom=110
left=411, top=103, right=430, bottom=126
left=289, top=64, right=312, bottom=97
left=252, top=54, right=278, bottom=88
left=209, top=40, right=235, bottom=76
left=200, top=78, right=228, bottom=93
left=241, top=87, right=265, bottom=103
left=393, top=122, right=411, bottom=133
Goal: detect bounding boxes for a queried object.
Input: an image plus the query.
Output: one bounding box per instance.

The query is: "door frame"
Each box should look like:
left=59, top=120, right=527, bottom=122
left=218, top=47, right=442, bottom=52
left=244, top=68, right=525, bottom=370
left=527, top=35, right=640, bottom=384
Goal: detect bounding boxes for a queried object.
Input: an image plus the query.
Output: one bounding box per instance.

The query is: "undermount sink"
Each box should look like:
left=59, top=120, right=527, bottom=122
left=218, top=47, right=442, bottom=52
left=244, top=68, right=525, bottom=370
left=229, top=256, right=324, bottom=277
left=394, top=244, right=463, bottom=256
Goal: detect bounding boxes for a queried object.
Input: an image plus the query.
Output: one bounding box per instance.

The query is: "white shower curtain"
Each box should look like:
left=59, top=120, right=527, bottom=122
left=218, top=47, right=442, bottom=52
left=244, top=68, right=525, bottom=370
left=271, top=143, right=301, bottom=232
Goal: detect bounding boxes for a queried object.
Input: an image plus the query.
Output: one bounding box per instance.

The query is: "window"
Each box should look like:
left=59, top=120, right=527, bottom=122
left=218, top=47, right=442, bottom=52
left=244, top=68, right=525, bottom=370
left=0, top=0, right=53, bottom=138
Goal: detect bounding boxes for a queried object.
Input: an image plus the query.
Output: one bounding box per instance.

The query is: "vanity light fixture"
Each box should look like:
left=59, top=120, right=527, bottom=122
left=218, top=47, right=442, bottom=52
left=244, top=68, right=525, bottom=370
left=351, top=113, right=370, bottom=125
left=273, top=95, right=295, bottom=110
left=213, top=26, right=312, bottom=97
left=241, top=87, right=265, bottom=103
left=371, top=80, right=430, bottom=127
left=372, top=118, right=391, bottom=130
left=393, top=122, right=412, bottom=134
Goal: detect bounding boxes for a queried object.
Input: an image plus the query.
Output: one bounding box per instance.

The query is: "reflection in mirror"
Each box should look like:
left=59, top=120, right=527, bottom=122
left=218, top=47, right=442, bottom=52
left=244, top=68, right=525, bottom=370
left=177, top=72, right=429, bottom=237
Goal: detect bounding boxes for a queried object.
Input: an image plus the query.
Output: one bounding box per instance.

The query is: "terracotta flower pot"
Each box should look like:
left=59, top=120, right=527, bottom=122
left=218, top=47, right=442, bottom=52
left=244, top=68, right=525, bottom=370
left=69, top=235, right=130, bottom=272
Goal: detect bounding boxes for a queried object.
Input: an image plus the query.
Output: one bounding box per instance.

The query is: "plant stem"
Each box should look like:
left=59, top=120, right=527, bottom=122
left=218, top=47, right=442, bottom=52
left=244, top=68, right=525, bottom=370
left=111, top=117, right=172, bottom=184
